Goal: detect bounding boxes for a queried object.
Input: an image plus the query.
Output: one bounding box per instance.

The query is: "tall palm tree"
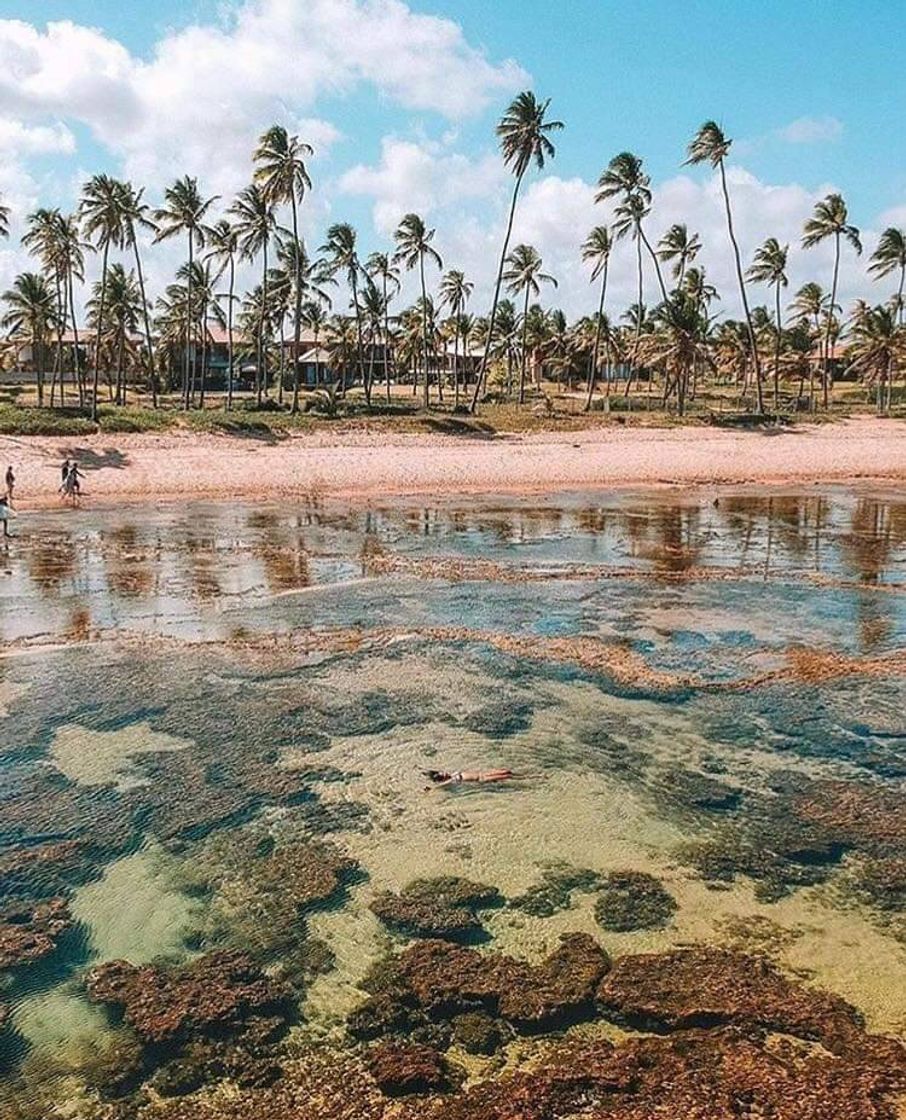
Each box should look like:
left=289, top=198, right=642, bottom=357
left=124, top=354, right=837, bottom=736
left=868, top=227, right=906, bottom=325
left=230, top=183, right=276, bottom=404
left=638, top=291, right=712, bottom=416
left=154, top=176, right=218, bottom=408
left=597, top=152, right=667, bottom=308
left=686, top=121, right=764, bottom=413
left=658, top=223, right=702, bottom=285
left=747, top=237, right=789, bottom=410
left=320, top=223, right=365, bottom=400
left=502, top=243, right=557, bottom=404
left=393, top=213, right=443, bottom=409
left=272, top=234, right=333, bottom=413
left=87, top=263, right=142, bottom=405
left=57, top=212, right=88, bottom=405
left=22, top=208, right=68, bottom=406
left=117, top=182, right=158, bottom=407
left=801, top=192, right=861, bottom=408
left=439, top=269, right=473, bottom=408
left=581, top=225, right=613, bottom=409
left=2, top=273, right=58, bottom=406
left=254, top=125, right=314, bottom=412
left=366, top=252, right=401, bottom=402
left=470, top=92, right=563, bottom=412
left=205, top=219, right=239, bottom=410
left=177, top=259, right=221, bottom=406
left=80, top=174, right=125, bottom=420
left=848, top=303, right=903, bottom=414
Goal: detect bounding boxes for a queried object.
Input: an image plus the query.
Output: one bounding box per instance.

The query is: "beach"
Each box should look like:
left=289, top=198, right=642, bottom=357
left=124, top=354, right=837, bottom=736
left=4, top=417, right=905, bottom=507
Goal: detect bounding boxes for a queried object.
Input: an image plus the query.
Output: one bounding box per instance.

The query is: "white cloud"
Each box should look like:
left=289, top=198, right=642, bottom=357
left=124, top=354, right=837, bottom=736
left=339, top=136, right=504, bottom=234
left=776, top=116, right=843, bottom=145
left=0, top=2, right=525, bottom=196
left=0, top=117, right=75, bottom=156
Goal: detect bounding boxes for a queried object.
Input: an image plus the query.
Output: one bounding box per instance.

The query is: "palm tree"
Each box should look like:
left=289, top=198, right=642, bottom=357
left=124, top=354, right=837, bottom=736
left=320, top=223, right=365, bottom=400
left=502, top=244, right=557, bottom=404
left=230, top=183, right=276, bottom=404
left=638, top=291, right=713, bottom=416
left=686, top=121, right=764, bottom=413
left=790, top=281, right=828, bottom=408
left=86, top=263, right=142, bottom=405
left=154, top=176, right=218, bottom=408
left=848, top=303, right=903, bottom=414
left=470, top=92, right=563, bottom=412
left=597, top=152, right=667, bottom=307
left=2, top=273, right=58, bottom=406
left=439, top=269, right=474, bottom=408
left=366, top=252, right=401, bottom=402
left=22, top=208, right=68, bottom=406
left=205, top=219, right=239, bottom=410
left=581, top=225, right=613, bottom=409
left=747, top=238, right=789, bottom=410
left=658, top=223, right=702, bottom=284
left=254, top=125, right=314, bottom=412
left=177, top=260, right=221, bottom=406
left=868, top=227, right=906, bottom=325
left=393, top=213, right=443, bottom=409
left=57, top=213, right=88, bottom=405
left=80, top=174, right=125, bottom=420
left=117, top=182, right=158, bottom=407
left=802, top=192, right=862, bottom=408
left=272, top=234, right=334, bottom=413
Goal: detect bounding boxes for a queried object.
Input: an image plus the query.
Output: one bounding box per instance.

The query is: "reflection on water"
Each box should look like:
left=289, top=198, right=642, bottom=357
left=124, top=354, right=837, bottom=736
left=0, top=487, right=903, bottom=1113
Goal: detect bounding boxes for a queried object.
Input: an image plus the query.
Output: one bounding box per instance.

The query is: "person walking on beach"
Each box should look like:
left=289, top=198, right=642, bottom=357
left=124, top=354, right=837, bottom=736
left=60, top=459, right=71, bottom=493
left=5, top=465, right=14, bottom=503
left=0, top=495, right=13, bottom=537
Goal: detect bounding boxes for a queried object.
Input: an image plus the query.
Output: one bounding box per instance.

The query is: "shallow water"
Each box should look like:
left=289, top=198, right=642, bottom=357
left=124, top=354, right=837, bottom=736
left=0, top=486, right=904, bottom=1111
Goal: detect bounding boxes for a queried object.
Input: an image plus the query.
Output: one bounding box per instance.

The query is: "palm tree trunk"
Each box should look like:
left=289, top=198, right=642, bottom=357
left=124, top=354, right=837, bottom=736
left=640, top=224, right=668, bottom=301
left=453, top=322, right=460, bottom=409
left=226, top=257, right=235, bottom=411
left=68, top=269, right=84, bottom=408
left=132, top=234, right=157, bottom=408
left=419, top=253, right=430, bottom=409
left=290, top=198, right=303, bottom=415
left=585, top=262, right=608, bottom=411
left=91, top=243, right=109, bottom=423
left=259, top=240, right=269, bottom=404
left=624, top=235, right=644, bottom=398
left=352, top=273, right=366, bottom=406
left=383, top=276, right=393, bottom=405
left=773, top=281, right=782, bottom=412
left=470, top=168, right=525, bottom=413
left=518, top=286, right=530, bottom=405
left=116, top=330, right=126, bottom=407
left=199, top=299, right=208, bottom=409
left=718, top=157, right=764, bottom=414
left=185, top=233, right=193, bottom=410
left=52, top=270, right=65, bottom=408
left=898, top=264, right=905, bottom=328
left=824, top=234, right=840, bottom=411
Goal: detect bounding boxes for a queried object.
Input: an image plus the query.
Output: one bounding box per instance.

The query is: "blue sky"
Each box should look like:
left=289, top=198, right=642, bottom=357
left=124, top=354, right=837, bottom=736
left=1, top=0, right=903, bottom=315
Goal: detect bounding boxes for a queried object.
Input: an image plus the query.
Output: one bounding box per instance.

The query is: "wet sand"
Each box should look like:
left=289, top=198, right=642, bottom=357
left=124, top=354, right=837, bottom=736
left=3, top=417, right=905, bottom=508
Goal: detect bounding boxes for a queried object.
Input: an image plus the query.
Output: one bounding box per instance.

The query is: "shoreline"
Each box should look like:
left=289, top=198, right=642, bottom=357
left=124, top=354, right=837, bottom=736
left=2, top=416, right=904, bottom=509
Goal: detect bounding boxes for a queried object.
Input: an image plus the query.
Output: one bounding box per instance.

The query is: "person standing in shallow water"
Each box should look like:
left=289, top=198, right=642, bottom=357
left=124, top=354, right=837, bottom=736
left=0, top=496, right=12, bottom=537
left=4, top=465, right=14, bottom=503
left=60, top=459, right=70, bottom=493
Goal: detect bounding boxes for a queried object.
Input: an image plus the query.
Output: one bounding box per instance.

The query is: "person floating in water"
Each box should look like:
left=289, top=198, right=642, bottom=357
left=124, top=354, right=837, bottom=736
left=423, top=768, right=513, bottom=788
left=5, top=465, right=14, bottom=503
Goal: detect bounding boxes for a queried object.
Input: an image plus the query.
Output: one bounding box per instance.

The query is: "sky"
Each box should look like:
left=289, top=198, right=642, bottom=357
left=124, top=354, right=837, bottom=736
left=0, top=0, right=904, bottom=319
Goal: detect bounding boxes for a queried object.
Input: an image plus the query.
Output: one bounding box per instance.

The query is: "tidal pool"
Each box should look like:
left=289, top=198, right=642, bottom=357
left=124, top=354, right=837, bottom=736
left=0, top=487, right=903, bottom=1117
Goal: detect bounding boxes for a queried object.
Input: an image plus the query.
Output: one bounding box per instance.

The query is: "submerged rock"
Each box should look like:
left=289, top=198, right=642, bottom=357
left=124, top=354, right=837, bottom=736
left=85, top=949, right=293, bottom=1046
left=370, top=877, right=502, bottom=941
left=450, top=1012, right=507, bottom=1055
left=593, top=871, right=677, bottom=932
left=596, top=947, right=865, bottom=1051
left=366, top=1041, right=463, bottom=1097
left=509, top=865, right=605, bottom=918
left=0, top=897, right=73, bottom=968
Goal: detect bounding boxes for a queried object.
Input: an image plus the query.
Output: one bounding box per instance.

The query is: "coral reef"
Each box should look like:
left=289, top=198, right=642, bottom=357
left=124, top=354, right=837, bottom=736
left=85, top=950, right=293, bottom=1046
left=370, top=877, right=502, bottom=940
left=365, top=1041, right=463, bottom=1096
left=0, top=897, right=72, bottom=968
left=593, top=871, right=677, bottom=932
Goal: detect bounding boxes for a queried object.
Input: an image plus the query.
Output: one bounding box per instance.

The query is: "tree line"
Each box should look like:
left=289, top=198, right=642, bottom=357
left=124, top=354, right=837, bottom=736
left=0, top=95, right=904, bottom=420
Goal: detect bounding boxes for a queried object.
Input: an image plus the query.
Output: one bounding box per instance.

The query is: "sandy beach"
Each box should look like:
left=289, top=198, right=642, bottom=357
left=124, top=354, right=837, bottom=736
left=3, top=417, right=905, bottom=507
